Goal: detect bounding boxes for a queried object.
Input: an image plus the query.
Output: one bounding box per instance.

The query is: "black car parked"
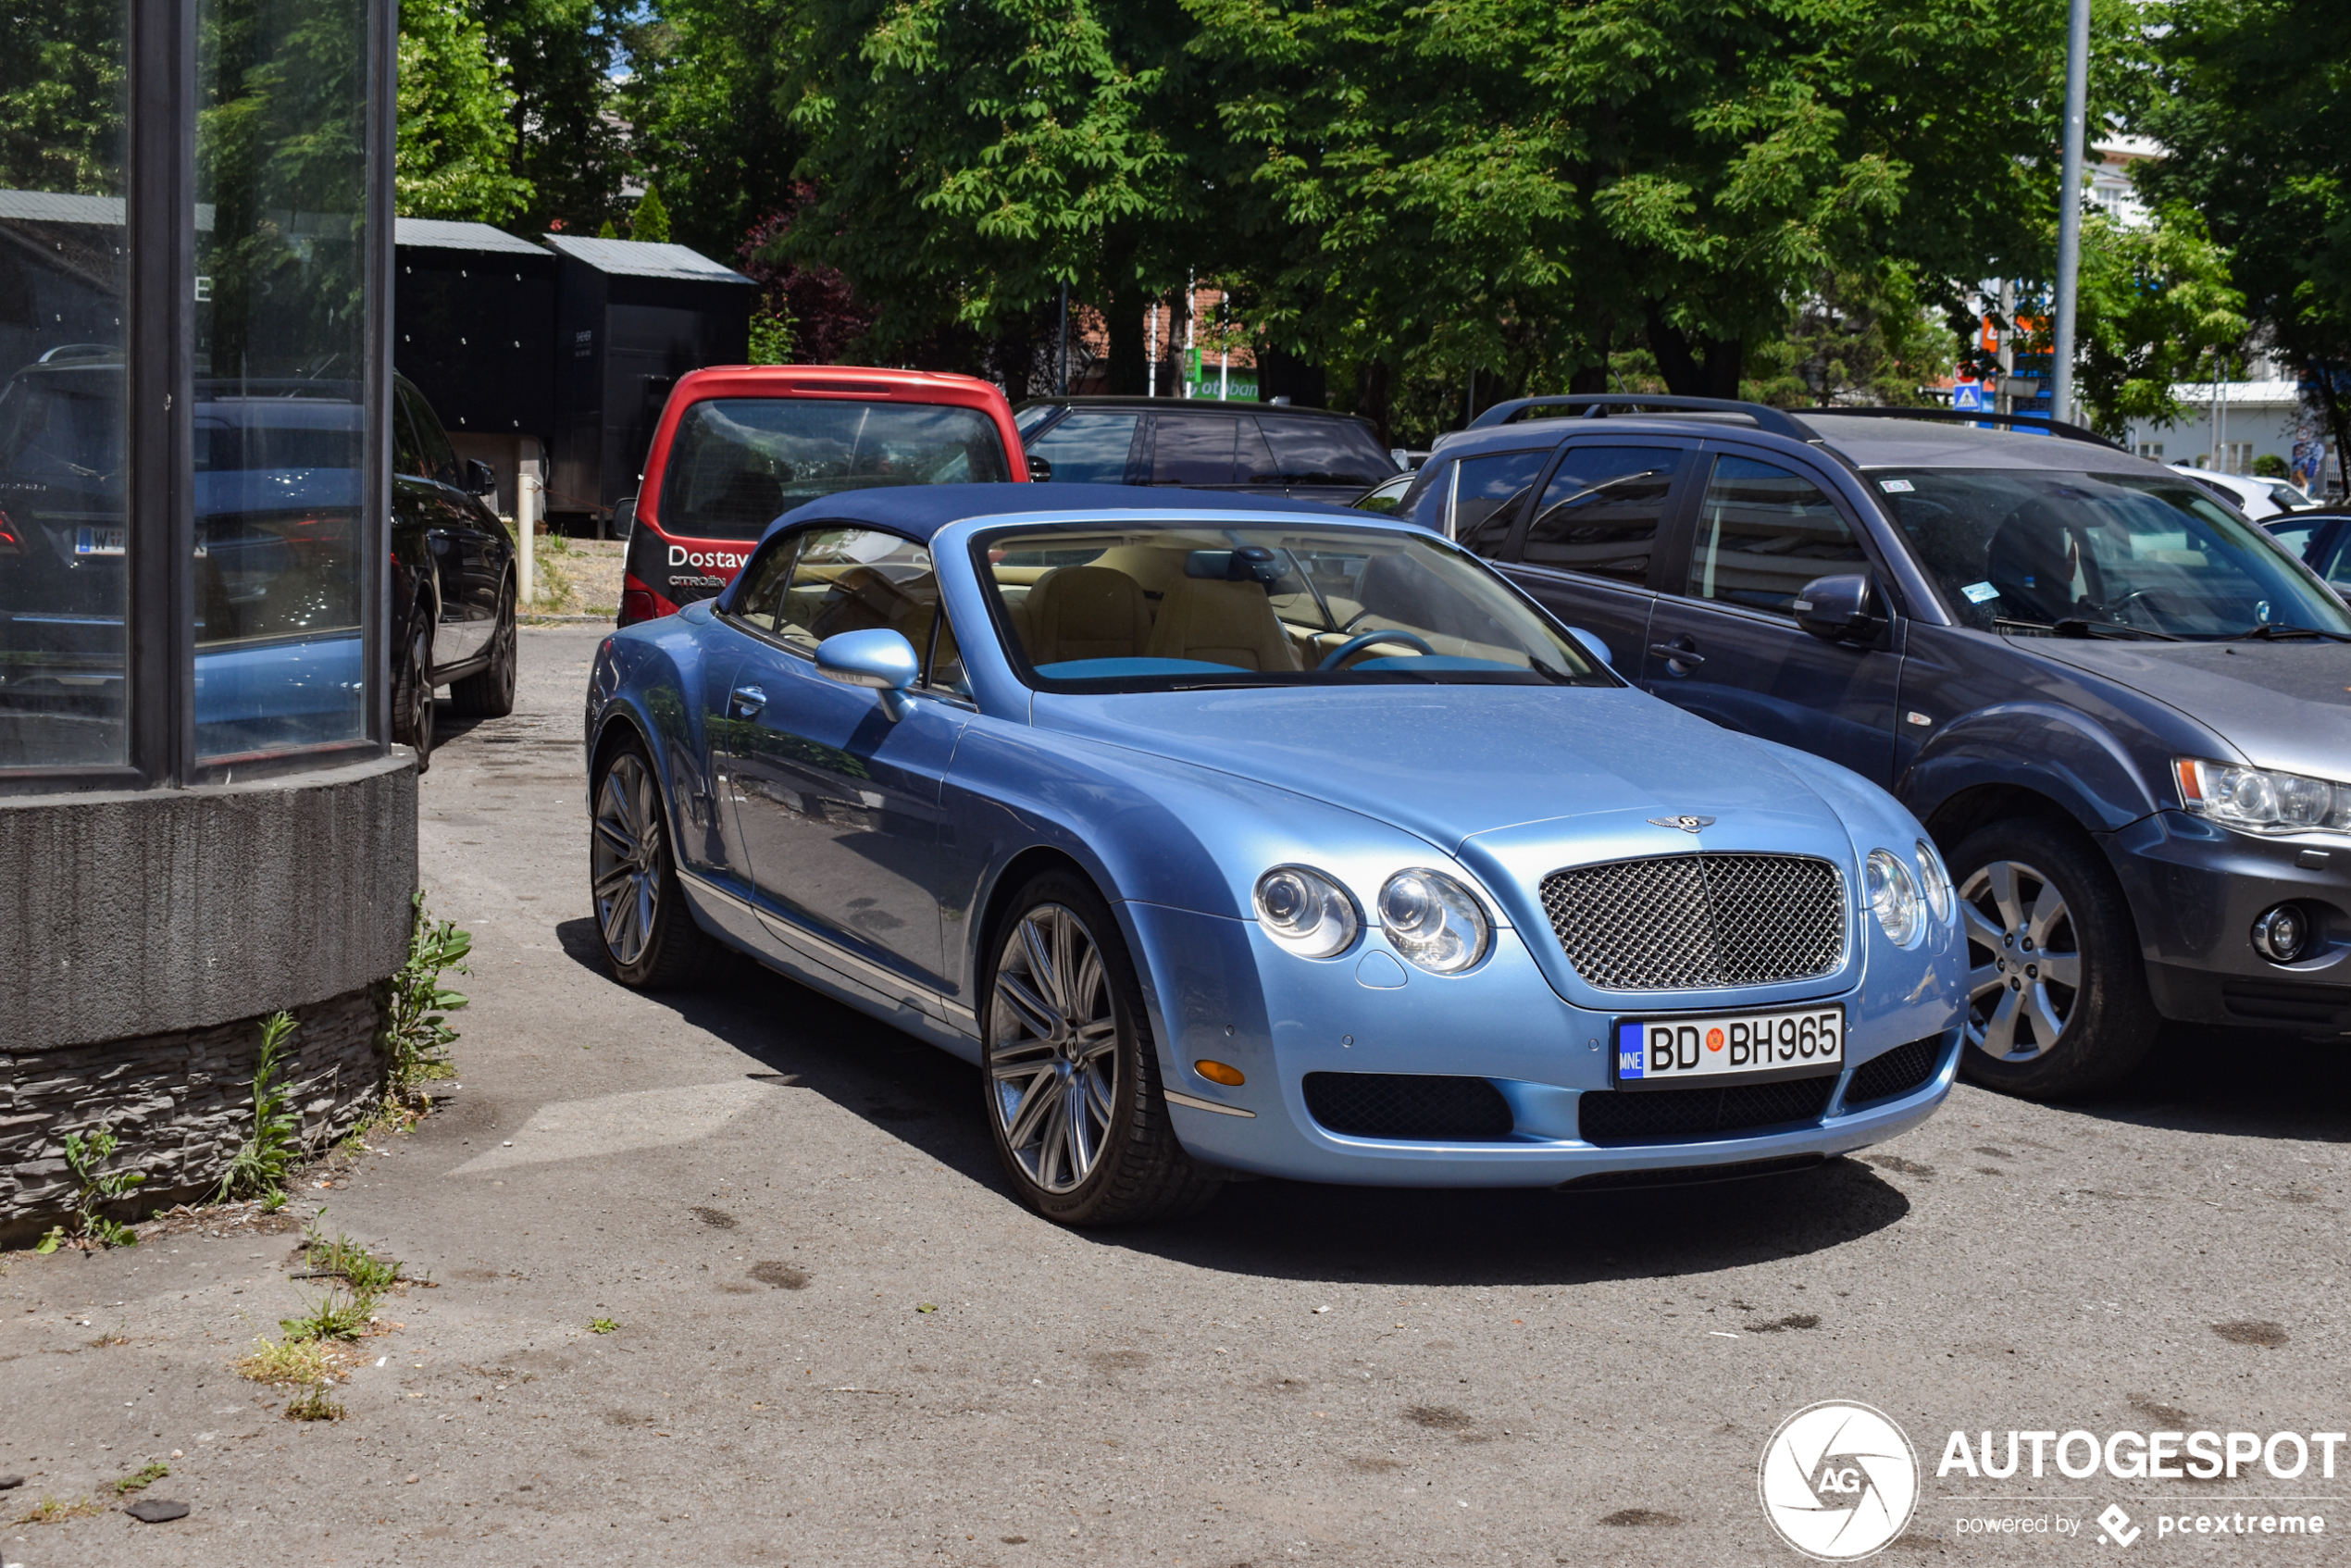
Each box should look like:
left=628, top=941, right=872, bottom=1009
left=0, top=355, right=511, bottom=771
left=1015, top=395, right=1398, bottom=503
left=385, top=374, right=518, bottom=768
left=1398, top=395, right=2351, bottom=1096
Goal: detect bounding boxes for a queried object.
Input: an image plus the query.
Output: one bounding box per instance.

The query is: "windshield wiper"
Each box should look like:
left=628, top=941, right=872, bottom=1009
left=2226, top=622, right=2351, bottom=643
left=1997, top=616, right=2182, bottom=642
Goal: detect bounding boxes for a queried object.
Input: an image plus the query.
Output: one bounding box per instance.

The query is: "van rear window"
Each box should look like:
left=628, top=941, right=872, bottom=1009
left=656, top=398, right=1011, bottom=541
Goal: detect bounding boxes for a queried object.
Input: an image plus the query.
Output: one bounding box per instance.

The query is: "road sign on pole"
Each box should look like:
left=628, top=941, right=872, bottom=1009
left=1952, top=380, right=1986, bottom=413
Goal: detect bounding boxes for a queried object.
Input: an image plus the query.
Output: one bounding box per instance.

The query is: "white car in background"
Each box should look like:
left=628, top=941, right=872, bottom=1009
left=2170, top=462, right=2320, bottom=520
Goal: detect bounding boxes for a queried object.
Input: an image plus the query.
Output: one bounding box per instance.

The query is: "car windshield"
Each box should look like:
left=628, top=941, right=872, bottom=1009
left=1872, top=467, right=2351, bottom=640
left=976, top=522, right=1611, bottom=691
left=660, top=397, right=1011, bottom=541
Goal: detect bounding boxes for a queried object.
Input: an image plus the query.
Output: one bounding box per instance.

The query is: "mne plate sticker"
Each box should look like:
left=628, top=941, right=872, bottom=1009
left=1612, top=1005, right=1844, bottom=1091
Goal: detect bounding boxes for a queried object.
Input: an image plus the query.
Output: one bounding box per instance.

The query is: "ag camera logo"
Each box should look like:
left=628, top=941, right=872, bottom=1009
left=1760, top=1400, right=1919, bottom=1561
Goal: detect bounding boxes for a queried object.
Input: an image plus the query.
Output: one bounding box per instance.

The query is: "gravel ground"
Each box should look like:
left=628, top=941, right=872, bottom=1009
left=2, top=625, right=2345, bottom=1567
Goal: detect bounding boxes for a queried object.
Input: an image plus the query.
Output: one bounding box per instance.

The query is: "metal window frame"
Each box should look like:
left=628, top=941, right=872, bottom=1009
left=0, top=0, right=392, bottom=798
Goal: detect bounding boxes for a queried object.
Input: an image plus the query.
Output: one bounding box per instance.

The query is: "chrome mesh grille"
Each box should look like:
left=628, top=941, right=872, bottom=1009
left=1539, top=852, right=1844, bottom=990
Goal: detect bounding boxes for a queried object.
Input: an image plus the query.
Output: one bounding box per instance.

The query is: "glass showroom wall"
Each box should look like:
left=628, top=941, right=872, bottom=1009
left=0, top=2, right=132, bottom=769
left=0, top=0, right=387, bottom=789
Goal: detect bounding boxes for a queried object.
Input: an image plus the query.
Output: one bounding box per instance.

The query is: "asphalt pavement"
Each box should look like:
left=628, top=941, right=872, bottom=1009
left=2, top=624, right=2346, bottom=1567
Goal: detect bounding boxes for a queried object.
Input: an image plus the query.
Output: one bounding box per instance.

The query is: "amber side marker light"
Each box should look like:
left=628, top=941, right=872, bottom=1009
left=1194, top=1060, right=1246, bottom=1087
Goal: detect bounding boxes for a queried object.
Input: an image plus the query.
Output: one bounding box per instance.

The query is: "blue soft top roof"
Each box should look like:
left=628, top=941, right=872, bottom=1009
left=760, top=481, right=1367, bottom=546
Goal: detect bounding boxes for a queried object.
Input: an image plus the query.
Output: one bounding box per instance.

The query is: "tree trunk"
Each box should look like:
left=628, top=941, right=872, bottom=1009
left=1569, top=317, right=1614, bottom=394
left=1101, top=283, right=1149, bottom=396
left=1644, top=304, right=1745, bottom=399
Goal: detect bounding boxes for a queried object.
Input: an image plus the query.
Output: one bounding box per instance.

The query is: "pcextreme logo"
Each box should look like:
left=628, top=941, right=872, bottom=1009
left=1759, top=1400, right=1920, bottom=1562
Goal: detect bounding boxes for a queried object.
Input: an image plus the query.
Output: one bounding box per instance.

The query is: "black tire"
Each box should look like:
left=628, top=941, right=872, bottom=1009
left=978, top=870, right=1222, bottom=1226
left=391, top=607, right=435, bottom=775
left=447, top=584, right=517, bottom=718
left=590, top=733, right=722, bottom=989
left=1949, top=816, right=2157, bottom=1098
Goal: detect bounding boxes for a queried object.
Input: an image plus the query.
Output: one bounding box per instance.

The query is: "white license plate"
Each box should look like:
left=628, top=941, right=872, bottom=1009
left=74, top=527, right=125, bottom=556
left=1611, top=1004, right=1844, bottom=1090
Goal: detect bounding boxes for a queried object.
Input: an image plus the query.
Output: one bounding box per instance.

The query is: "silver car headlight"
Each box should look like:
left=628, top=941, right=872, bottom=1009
left=1865, top=849, right=1924, bottom=947
left=1376, top=869, right=1491, bottom=974
left=1253, top=865, right=1360, bottom=958
left=2177, top=757, right=2351, bottom=835
left=1914, top=838, right=1953, bottom=924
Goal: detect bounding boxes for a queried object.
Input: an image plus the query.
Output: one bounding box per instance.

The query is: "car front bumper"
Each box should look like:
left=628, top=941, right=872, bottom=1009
left=2109, top=810, right=2351, bottom=1034
left=1119, top=902, right=1963, bottom=1188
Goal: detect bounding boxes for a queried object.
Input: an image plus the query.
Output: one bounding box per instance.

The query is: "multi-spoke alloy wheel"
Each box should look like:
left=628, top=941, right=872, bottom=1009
left=989, top=903, right=1121, bottom=1194
left=593, top=752, right=663, bottom=969
left=979, top=873, right=1222, bottom=1226
left=1959, top=858, right=2080, bottom=1062
left=1948, top=819, right=2156, bottom=1098
left=588, top=739, right=719, bottom=989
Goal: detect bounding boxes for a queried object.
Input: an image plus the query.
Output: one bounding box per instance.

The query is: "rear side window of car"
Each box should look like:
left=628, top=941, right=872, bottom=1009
left=1255, top=417, right=1395, bottom=487
left=1028, top=411, right=1140, bottom=484
left=1449, top=450, right=1549, bottom=554
left=1519, top=445, right=1681, bottom=584
left=1685, top=454, right=1868, bottom=614
left=732, top=527, right=939, bottom=652
left=1150, top=413, right=1242, bottom=485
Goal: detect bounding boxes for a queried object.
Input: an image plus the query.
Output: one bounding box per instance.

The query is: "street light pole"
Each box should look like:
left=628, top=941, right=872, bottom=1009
left=1056, top=281, right=1069, bottom=397
left=2052, top=0, right=2091, bottom=426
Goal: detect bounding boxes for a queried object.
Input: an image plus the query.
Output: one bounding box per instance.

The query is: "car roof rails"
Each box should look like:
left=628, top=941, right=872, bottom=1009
left=1810, top=406, right=2130, bottom=454
left=1466, top=393, right=1823, bottom=443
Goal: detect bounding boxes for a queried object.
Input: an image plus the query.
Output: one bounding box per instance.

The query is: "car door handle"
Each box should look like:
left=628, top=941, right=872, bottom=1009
left=729, top=684, right=767, bottom=718
left=1648, top=641, right=1706, bottom=666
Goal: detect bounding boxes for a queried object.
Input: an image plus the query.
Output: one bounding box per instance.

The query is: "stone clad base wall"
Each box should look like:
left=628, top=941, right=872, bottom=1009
left=0, top=985, right=387, bottom=1246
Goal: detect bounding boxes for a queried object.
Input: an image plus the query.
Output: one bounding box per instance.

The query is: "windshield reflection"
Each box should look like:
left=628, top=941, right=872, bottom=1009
left=1875, top=469, right=2351, bottom=641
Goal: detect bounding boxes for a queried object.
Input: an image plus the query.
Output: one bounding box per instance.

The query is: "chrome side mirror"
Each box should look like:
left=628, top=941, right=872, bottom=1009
left=816, top=628, right=920, bottom=692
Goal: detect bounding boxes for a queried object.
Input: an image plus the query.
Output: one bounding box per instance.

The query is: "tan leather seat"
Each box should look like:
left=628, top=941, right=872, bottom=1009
left=1144, top=576, right=1300, bottom=672
left=1024, top=566, right=1154, bottom=665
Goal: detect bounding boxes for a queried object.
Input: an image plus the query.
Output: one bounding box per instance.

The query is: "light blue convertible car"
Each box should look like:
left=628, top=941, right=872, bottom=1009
left=585, top=484, right=1966, bottom=1225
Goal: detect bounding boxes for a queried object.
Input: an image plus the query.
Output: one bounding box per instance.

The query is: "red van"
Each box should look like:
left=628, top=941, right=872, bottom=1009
left=616, top=366, right=1029, bottom=625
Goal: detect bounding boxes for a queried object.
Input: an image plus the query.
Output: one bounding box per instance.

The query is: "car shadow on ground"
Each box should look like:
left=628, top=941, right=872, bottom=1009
left=554, top=916, right=1916, bottom=1288
left=2040, top=1021, right=2351, bottom=1146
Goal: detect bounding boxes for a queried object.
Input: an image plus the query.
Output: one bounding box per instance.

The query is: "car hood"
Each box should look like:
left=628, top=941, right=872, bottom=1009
left=2013, top=638, right=2351, bottom=778
left=1030, top=685, right=1848, bottom=853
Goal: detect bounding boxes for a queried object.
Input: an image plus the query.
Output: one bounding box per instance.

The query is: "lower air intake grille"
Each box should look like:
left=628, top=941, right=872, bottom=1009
left=1301, top=1073, right=1514, bottom=1141
left=1577, top=1074, right=1835, bottom=1146
left=1540, top=852, right=1845, bottom=990
left=1843, top=1035, right=1946, bottom=1106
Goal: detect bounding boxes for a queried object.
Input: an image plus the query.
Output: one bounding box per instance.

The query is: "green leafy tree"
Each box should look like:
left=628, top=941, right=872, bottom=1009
left=396, top=0, right=532, bottom=221
left=618, top=0, right=805, bottom=255
left=0, top=0, right=126, bottom=194
left=630, top=182, right=672, bottom=243
left=1185, top=0, right=2113, bottom=438
left=2071, top=204, right=2247, bottom=439
left=771, top=0, right=1225, bottom=380
left=1744, top=262, right=1953, bottom=408
left=2135, top=0, right=2351, bottom=490
left=474, top=0, right=631, bottom=234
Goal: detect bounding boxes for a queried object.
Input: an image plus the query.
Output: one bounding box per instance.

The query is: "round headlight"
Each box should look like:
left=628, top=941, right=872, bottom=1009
left=1253, top=865, right=1359, bottom=958
left=1914, top=838, right=1953, bottom=924
left=1376, top=868, right=1491, bottom=974
left=1866, top=849, right=1924, bottom=947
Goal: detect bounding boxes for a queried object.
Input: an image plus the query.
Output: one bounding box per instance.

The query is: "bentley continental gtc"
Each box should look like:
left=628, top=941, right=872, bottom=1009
left=583, top=484, right=1967, bottom=1225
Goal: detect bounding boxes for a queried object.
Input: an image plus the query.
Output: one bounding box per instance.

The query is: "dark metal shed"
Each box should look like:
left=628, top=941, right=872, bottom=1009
left=392, top=218, right=556, bottom=444
left=542, top=234, right=755, bottom=529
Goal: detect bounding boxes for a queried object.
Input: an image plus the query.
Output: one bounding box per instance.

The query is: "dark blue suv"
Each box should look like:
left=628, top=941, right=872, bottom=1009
left=1396, top=396, right=2351, bottom=1097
